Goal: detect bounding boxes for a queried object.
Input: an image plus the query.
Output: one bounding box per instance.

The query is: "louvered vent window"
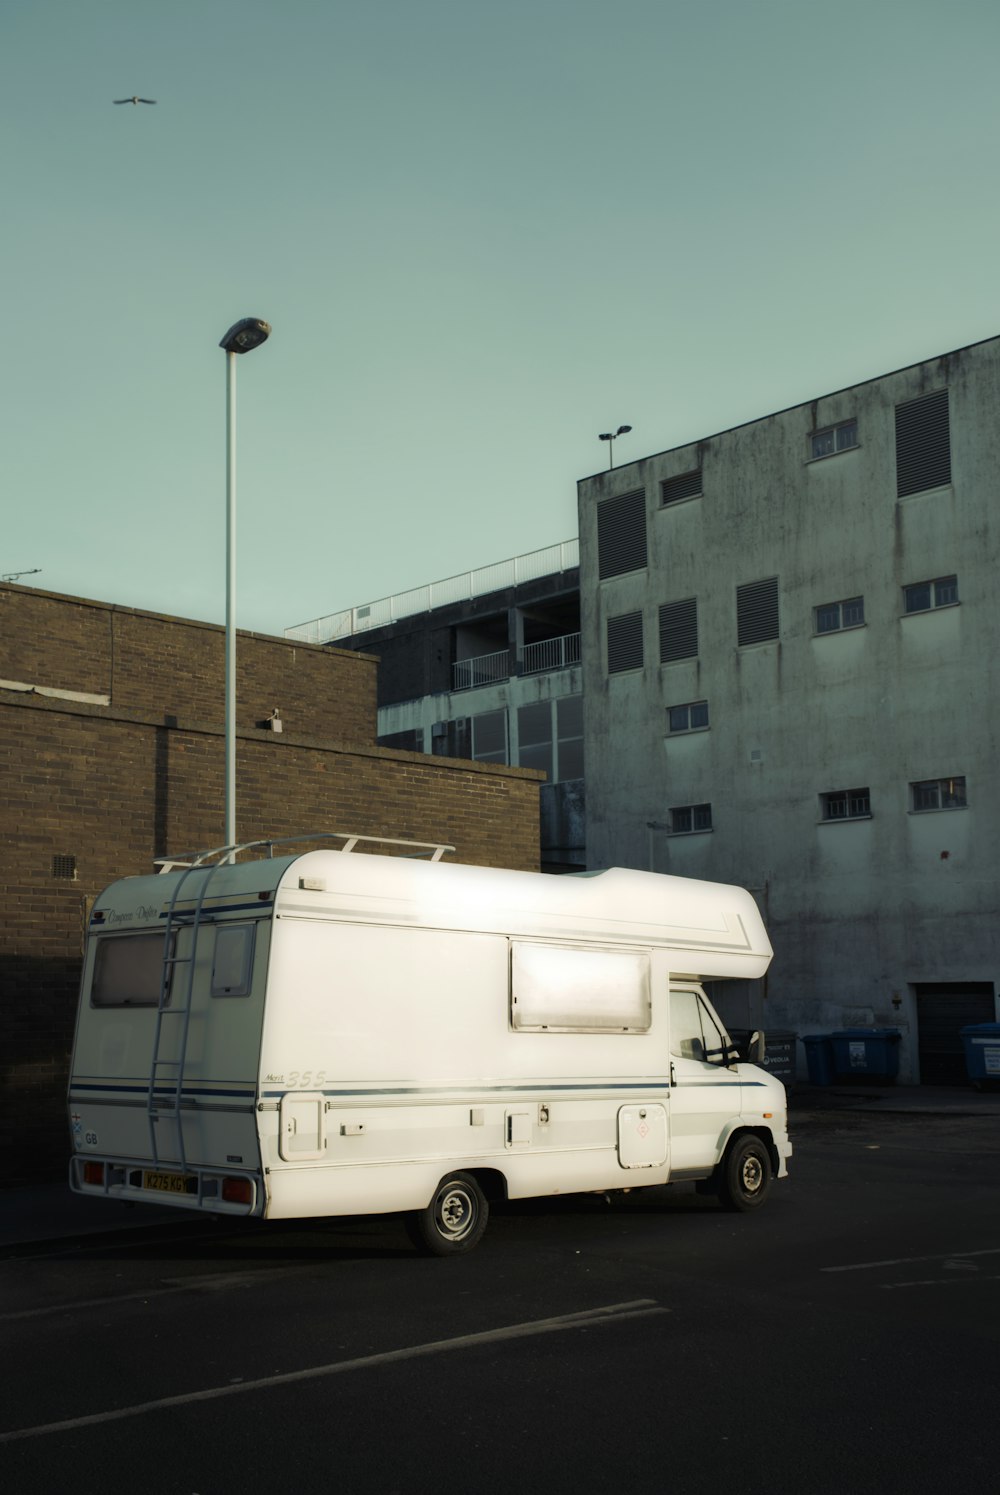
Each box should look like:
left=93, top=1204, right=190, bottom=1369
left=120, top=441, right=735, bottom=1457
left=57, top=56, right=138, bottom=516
left=661, top=469, right=702, bottom=507
left=896, top=389, right=951, bottom=497
left=597, top=490, right=648, bottom=579
left=659, top=598, right=698, bottom=663
left=52, top=855, right=77, bottom=880
left=737, top=577, right=780, bottom=646
left=607, top=611, right=644, bottom=674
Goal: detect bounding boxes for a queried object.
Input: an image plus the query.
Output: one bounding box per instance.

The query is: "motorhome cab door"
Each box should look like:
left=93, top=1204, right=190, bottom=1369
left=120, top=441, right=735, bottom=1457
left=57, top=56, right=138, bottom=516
left=668, top=986, right=742, bottom=1174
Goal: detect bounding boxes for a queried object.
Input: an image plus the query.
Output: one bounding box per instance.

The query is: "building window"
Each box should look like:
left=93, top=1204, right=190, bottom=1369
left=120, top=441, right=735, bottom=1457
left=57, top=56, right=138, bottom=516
left=556, top=695, right=584, bottom=781
left=472, top=709, right=508, bottom=764
left=517, top=702, right=552, bottom=780
left=668, top=803, right=713, bottom=835
left=810, top=420, right=858, bottom=460
left=911, top=777, right=967, bottom=812
left=903, top=576, right=958, bottom=614
left=607, top=611, right=644, bottom=674
left=660, top=469, right=702, bottom=506
left=896, top=388, right=951, bottom=497
left=815, top=596, right=865, bottom=634
left=737, top=577, right=779, bottom=646
left=597, top=489, right=647, bottom=580
left=659, top=598, right=698, bottom=663
left=667, top=701, right=709, bottom=734
left=820, top=788, right=871, bottom=821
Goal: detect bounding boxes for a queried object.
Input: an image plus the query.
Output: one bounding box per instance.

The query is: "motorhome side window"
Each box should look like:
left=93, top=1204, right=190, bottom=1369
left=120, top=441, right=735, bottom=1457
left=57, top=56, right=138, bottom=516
left=510, top=943, right=651, bottom=1032
left=670, top=989, right=726, bottom=1061
left=211, top=924, right=256, bottom=998
left=91, top=934, right=171, bottom=1008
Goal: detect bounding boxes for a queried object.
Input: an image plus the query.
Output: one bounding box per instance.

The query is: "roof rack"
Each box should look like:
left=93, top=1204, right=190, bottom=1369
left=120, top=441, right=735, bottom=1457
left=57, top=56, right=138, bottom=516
left=153, top=831, right=455, bottom=874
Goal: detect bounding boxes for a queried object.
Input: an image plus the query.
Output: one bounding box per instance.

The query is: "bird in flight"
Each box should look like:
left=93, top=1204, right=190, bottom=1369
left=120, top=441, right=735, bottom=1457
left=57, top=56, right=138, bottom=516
left=114, top=96, right=156, bottom=105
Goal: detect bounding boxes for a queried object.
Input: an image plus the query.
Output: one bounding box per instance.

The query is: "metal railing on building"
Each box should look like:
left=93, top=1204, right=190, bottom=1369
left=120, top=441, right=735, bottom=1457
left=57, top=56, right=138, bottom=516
left=452, top=650, right=511, bottom=692
left=284, top=538, right=579, bottom=645
left=521, top=632, right=581, bottom=676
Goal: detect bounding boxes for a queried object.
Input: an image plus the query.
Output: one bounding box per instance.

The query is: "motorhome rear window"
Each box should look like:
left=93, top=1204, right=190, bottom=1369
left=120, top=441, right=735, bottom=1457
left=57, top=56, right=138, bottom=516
left=92, top=933, right=171, bottom=1008
left=211, top=924, right=255, bottom=997
left=511, top=943, right=651, bottom=1032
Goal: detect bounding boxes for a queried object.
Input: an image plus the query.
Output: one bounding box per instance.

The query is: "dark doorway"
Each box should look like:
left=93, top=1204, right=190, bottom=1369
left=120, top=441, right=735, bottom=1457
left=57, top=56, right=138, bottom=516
left=915, top=983, right=996, bottom=1084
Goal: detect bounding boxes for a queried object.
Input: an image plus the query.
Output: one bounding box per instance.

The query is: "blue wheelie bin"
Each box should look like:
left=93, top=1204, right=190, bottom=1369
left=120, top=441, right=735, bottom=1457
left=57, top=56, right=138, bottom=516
left=830, top=1027, right=901, bottom=1083
left=960, top=1023, right=1000, bottom=1090
left=802, top=1033, right=835, bottom=1086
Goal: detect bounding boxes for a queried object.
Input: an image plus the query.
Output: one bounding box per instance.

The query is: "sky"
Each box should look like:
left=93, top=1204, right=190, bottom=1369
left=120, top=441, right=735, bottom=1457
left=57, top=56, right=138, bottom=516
left=3, top=0, right=999, bottom=639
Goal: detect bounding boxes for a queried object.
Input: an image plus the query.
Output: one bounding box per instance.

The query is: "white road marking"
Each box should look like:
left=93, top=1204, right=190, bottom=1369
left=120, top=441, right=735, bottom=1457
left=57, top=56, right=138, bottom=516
left=0, top=1270, right=267, bottom=1322
left=821, top=1247, right=1000, bottom=1274
left=0, top=1299, right=669, bottom=1443
left=882, top=1275, right=1000, bottom=1290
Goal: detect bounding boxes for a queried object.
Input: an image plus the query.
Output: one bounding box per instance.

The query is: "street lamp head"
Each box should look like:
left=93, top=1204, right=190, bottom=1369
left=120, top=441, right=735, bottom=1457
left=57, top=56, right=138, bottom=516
left=616, top=425, right=632, bottom=436
left=219, top=318, right=271, bottom=354
left=599, top=432, right=613, bottom=442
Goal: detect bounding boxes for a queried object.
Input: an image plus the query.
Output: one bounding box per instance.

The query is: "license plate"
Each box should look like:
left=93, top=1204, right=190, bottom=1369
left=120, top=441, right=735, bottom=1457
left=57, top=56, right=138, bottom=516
left=143, top=1169, right=194, bottom=1195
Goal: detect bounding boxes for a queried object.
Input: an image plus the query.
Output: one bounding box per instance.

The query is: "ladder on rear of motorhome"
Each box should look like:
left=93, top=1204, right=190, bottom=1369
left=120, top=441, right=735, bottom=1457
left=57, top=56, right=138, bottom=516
left=146, top=858, right=227, bottom=1169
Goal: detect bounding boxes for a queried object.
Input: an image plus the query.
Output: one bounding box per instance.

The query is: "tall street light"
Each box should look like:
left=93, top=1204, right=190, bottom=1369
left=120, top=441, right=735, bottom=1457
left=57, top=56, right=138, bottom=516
left=219, top=317, right=271, bottom=859
left=598, top=424, right=632, bottom=470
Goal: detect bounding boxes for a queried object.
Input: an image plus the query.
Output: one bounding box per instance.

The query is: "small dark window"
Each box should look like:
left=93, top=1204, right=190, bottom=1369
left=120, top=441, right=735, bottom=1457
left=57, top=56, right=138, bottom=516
left=896, top=389, right=951, bottom=497
left=911, top=777, right=967, bottom=812
left=659, top=598, right=698, bottom=663
left=810, top=420, right=858, bottom=460
left=904, top=576, right=958, bottom=614
left=669, top=803, right=712, bottom=834
left=661, top=469, right=702, bottom=506
left=821, top=788, right=871, bottom=821
left=597, top=489, right=648, bottom=580
left=816, top=597, right=864, bottom=634
left=52, top=855, right=77, bottom=880
left=668, top=701, right=709, bottom=733
left=737, top=577, right=780, bottom=646
left=607, top=612, right=644, bottom=674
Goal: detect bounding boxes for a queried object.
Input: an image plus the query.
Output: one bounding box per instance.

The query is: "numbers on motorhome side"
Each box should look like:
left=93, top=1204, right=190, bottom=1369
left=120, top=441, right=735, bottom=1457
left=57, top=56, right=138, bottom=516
left=286, top=1070, right=326, bottom=1088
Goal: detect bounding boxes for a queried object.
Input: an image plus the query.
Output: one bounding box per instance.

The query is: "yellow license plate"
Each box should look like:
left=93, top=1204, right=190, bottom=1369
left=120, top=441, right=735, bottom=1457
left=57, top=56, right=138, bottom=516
left=143, top=1170, right=194, bottom=1195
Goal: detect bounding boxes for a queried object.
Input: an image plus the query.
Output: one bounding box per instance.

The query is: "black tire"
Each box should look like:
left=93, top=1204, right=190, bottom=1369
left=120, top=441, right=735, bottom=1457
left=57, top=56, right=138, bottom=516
left=406, top=1171, right=489, bottom=1256
left=718, top=1135, right=772, bottom=1212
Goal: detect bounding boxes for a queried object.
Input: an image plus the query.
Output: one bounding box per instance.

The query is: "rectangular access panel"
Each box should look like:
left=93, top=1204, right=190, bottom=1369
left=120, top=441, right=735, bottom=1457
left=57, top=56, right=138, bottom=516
left=617, top=1104, right=667, bottom=1168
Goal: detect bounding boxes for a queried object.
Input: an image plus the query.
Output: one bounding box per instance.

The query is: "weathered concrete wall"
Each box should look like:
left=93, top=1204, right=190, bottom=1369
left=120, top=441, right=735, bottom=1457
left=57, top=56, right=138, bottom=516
left=579, top=338, right=1000, bottom=1079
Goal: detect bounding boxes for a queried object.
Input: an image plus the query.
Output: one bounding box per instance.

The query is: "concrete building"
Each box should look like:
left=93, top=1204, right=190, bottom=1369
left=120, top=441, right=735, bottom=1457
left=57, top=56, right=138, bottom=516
left=287, top=541, right=586, bottom=871
left=578, top=334, right=1000, bottom=1083
left=1, top=583, right=542, bottom=1181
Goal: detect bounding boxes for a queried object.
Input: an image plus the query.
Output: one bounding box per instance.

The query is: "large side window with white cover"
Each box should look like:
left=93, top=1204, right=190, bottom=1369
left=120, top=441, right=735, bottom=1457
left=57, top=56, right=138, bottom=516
left=511, top=943, right=651, bottom=1032
left=91, top=933, right=171, bottom=1008
left=211, top=923, right=256, bottom=998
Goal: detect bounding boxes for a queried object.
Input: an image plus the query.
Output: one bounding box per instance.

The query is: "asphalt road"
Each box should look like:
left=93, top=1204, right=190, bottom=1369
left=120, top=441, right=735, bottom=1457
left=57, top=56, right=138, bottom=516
left=2, top=1108, right=999, bottom=1495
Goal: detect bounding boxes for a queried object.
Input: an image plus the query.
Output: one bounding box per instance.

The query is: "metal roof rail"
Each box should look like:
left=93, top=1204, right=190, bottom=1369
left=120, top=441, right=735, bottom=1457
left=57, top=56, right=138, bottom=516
left=153, top=830, right=455, bottom=872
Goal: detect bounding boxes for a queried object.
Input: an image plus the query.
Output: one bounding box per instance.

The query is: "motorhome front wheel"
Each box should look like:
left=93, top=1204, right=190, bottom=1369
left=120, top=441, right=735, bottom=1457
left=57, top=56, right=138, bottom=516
left=718, top=1135, right=773, bottom=1212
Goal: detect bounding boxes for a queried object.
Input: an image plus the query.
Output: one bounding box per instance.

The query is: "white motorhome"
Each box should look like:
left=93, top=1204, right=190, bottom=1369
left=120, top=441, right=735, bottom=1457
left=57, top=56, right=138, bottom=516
left=68, top=834, right=791, bottom=1254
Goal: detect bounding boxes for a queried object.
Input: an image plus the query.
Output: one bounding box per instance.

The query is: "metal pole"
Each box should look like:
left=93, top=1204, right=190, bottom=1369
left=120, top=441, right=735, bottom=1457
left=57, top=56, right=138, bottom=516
left=225, top=350, right=237, bottom=861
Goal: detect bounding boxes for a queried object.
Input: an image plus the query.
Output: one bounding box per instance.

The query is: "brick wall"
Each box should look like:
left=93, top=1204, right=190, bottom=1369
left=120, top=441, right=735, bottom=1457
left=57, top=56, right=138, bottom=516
left=0, top=583, right=377, bottom=744
left=1, top=585, right=541, bottom=1183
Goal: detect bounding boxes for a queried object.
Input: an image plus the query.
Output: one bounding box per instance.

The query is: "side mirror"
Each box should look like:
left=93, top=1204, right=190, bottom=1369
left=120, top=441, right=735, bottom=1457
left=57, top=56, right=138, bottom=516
left=745, top=1030, right=765, bottom=1065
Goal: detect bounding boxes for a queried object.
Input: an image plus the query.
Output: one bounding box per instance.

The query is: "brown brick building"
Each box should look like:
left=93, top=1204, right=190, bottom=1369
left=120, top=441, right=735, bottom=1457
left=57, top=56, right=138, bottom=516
left=0, top=583, right=542, bottom=1182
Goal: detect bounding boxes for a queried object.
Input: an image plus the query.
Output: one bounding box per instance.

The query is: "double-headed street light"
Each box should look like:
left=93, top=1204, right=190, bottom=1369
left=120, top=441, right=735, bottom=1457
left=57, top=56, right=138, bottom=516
left=219, top=318, right=271, bottom=860
left=598, top=424, right=632, bottom=470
